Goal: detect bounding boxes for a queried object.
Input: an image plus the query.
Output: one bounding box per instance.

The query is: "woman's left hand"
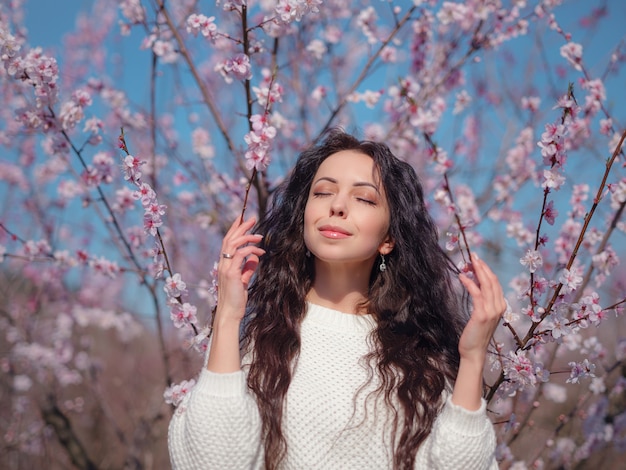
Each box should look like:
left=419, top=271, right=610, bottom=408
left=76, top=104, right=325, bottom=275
left=457, top=253, right=506, bottom=364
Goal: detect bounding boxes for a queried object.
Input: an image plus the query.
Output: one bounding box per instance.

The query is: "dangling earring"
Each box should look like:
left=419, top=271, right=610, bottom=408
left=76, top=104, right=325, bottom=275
left=379, top=253, right=387, bottom=272
left=306, top=249, right=311, bottom=258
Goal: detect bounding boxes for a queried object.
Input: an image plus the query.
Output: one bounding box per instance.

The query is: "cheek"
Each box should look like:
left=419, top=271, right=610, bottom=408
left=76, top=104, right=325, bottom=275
left=303, top=203, right=314, bottom=243
left=374, top=215, right=391, bottom=241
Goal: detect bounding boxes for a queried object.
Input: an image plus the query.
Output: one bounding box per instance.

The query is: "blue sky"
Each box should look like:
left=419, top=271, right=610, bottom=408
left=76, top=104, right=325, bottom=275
left=7, top=0, right=626, bottom=310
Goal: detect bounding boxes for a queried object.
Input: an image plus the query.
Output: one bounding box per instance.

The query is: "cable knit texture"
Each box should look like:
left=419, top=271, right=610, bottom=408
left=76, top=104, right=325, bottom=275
left=168, top=303, right=498, bottom=469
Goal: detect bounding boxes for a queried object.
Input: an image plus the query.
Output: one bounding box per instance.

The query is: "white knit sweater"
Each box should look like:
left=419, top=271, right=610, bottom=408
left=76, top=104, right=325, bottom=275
left=168, top=303, right=498, bottom=469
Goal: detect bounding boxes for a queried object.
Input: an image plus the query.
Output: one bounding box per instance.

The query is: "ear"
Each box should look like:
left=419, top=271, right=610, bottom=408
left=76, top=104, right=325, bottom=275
left=378, top=235, right=395, bottom=255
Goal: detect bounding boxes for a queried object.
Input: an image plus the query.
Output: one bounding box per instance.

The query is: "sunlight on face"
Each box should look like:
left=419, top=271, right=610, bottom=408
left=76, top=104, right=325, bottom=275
left=303, top=150, right=393, bottom=269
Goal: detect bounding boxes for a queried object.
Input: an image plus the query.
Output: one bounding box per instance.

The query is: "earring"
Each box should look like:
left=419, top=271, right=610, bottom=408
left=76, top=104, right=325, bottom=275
left=306, top=249, right=311, bottom=258
left=379, top=254, right=387, bottom=272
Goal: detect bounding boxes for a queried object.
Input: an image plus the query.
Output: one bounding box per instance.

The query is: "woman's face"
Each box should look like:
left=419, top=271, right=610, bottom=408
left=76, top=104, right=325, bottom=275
left=303, top=150, right=394, bottom=270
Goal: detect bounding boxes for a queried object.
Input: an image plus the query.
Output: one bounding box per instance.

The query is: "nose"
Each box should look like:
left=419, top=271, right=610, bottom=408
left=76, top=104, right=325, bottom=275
left=330, top=195, right=347, bottom=217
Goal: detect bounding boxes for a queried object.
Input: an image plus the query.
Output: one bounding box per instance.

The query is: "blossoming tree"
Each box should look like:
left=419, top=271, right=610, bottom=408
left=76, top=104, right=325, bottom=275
left=1, top=0, right=625, bottom=468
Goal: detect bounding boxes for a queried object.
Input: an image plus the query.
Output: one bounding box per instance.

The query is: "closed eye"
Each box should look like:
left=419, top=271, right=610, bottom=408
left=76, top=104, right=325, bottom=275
left=356, top=197, right=376, bottom=206
left=313, top=192, right=332, bottom=197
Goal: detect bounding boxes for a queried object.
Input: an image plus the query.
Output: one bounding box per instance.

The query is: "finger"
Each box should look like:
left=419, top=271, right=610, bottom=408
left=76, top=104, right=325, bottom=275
left=459, top=273, right=483, bottom=305
left=471, top=255, right=502, bottom=306
left=220, top=234, right=263, bottom=264
left=221, top=217, right=259, bottom=254
left=220, top=246, right=265, bottom=271
left=224, top=215, right=245, bottom=236
left=223, top=216, right=256, bottom=245
left=471, top=255, right=506, bottom=316
left=241, top=254, right=260, bottom=285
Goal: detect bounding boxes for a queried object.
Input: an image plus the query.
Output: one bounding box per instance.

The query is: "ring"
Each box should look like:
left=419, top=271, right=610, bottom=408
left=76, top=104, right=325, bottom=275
left=222, top=253, right=233, bottom=259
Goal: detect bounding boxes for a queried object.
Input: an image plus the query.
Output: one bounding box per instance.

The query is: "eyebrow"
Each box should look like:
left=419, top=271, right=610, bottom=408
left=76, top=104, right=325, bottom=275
left=313, top=176, right=380, bottom=193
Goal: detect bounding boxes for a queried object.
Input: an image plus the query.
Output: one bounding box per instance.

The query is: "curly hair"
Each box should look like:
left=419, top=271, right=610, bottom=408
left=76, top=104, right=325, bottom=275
left=243, top=130, right=467, bottom=469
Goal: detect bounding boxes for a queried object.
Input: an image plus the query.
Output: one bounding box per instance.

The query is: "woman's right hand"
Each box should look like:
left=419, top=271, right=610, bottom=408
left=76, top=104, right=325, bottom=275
left=207, top=216, right=264, bottom=373
left=214, top=216, right=265, bottom=325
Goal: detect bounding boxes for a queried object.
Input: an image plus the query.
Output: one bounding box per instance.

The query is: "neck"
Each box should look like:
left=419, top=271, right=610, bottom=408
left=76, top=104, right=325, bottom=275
left=307, top=260, right=374, bottom=314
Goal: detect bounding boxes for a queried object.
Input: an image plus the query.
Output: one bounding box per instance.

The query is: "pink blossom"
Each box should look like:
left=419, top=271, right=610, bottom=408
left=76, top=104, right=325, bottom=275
left=560, top=42, right=583, bottom=71
left=143, top=213, right=162, bottom=236
left=573, top=293, right=604, bottom=328
left=589, top=377, right=606, bottom=395
left=538, top=122, right=567, bottom=167
left=570, top=183, right=589, bottom=218
left=113, top=186, right=136, bottom=213
left=13, top=374, right=33, bottom=392
left=609, top=178, right=626, bottom=209
left=453, top=90, right=471, bottom=115
left=506, top=220, right=534, bottom=246
left=543, top=200, right=558, bottom=225
left=306, top=39, right=326, bottom=60
left=311, top=85, right=327, bottom=103
left=275, top=0, right=322, bottom=24
left=521, top=304, right=540, bottom=322
left=89, top=256, right=120, bottom=278
left=543, top=383, right=567, bottom=403
left=592, top=246, right=619, bottom=279
left=122, top=155, right=145, bottom=182
left=445, top=231, right=459, bottom=252
left=0, top=25, right=22, bottom=59
left=23, top=239, right=51, bottom=259
left=548, top=310, right=571, bottom=340
left=356, top=6, right=379, bottom=44
left=191, top=128, right=215, bottom=159
left=559, top=267, right=583, bottom=294
left=163, top=379, right=196, bottom=406
left=581, top=336, right=606, bottom=360
left=186, top=14, right=218, bottom=41
left=323, top=24, right=342, bottom=43
left=437, top=2, right=470, bottom=28
left=581, top=78, right=605, bottom=115
left=152, top=40, right=178, bottom=64
left=119, top=0, right=145, bottom=24
left=190, top=326, right=212, bottom=353
left=244, top=117, right=276, bottom=171
left=146, top=201, right=166, bottom=220
left=455, top=184, right=480, bottom=227
left=133, top=182, right=156, bottom=206
left=57, top=179, right=85, bottom=201
left=121, top=227, right=143, bottom=250
left=520, top=249, right=543, bottom=274
left=215, top=53, right=252, bottom=84
left=542, top=168, right=565, bottom=190
left=164, top=273, right=187, bottom=298
left=170, top=302, right=198, bottom=329
left=599, top=118, right=612, bottom=135
left=533, top=277, right=549, bottom=295
left=566, top=359, right=595, bottom=384
left=431, top=148, right=453, bottom=175
left=380, top=46, right=397, bottom=63
left=0, top=162, right=28, bottom=189
left=253, top=80, right=283, bottom=107
left=6, top=48, right=59, bottom=107
left=502, top=350, right=548, bottom=395
left=53, top=250, right=76, bottom=267
left=348, top=90, right=383, bottom=109
left=521, top=96, right=541, bottom=112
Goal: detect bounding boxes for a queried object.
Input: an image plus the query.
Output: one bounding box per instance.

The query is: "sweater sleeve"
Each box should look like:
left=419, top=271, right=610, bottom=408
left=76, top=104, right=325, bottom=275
left=167, top=368, right=263, bottom=470
left=422, top=396, right=498, bottom=470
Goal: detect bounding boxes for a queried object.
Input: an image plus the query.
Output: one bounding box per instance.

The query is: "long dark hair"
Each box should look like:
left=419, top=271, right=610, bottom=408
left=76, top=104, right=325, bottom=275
left=243, top=130, right=467, bottom=469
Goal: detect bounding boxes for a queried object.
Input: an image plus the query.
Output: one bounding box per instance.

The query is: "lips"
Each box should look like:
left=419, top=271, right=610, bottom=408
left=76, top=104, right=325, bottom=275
left=318, top=224, right=352, bottom=239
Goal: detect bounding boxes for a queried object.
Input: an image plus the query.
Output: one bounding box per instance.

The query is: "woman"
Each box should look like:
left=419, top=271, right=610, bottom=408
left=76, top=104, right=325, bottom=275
left=168, top=131, right=502, bottom=469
